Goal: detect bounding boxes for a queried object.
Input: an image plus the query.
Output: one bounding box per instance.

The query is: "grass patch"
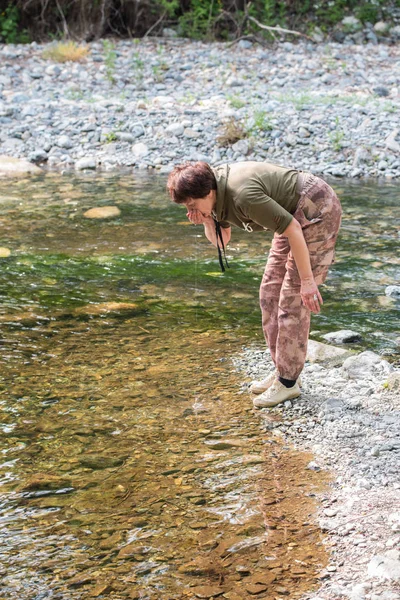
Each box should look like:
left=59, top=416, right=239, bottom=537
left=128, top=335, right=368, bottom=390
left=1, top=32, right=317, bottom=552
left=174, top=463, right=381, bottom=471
left=328, top=116, right=345, bottom=151
left=248, top=110, right=273, bottom=133
left=42, top=41, right=89, bottom=63
left=103, top=39, right=117, bottom=84
left=227, top=95, right=246, bottom=109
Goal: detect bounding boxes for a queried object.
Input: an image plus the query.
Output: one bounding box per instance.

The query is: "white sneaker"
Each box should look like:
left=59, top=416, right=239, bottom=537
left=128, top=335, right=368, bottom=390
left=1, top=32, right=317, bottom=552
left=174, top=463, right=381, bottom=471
left=253, top=379, right=301, bottom=408
left=250, top=373, right=302, bottom=395
left=249, top=371, right=276, bottom=394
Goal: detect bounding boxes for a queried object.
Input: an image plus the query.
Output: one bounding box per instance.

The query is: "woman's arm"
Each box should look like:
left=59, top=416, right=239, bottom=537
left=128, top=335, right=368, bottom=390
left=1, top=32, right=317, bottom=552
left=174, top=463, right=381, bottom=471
left=281, top=218, right=323, bottom=314
left=187, top=210, right=231, bottom=248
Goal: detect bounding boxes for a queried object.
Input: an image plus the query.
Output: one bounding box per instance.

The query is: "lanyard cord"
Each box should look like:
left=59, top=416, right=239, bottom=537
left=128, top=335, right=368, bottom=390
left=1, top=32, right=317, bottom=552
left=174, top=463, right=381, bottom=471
left=214, top=218, right=230, bottom=273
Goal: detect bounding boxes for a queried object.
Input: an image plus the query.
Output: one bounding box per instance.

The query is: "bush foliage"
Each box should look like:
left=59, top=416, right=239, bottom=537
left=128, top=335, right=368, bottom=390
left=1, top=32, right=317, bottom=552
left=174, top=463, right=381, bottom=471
left=1, top=0, right=399, bottom=43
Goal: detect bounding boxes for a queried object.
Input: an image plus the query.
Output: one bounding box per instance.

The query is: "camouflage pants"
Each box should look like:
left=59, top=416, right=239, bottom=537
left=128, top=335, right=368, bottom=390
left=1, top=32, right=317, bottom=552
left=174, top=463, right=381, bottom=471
left=259, top=174, right=342, bottom=380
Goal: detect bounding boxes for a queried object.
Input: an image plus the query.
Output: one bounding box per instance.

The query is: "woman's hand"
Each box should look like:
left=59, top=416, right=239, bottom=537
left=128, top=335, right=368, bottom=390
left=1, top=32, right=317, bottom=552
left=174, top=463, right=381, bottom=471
left=187, top=210, right=214, bottom=225
left=300, top=276, right=323, bottom=314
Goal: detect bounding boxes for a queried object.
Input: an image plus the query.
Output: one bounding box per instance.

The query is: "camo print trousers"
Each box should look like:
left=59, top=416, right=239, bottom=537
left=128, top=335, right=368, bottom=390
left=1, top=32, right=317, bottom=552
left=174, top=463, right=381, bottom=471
left=259, top=173, right=342, bottom=381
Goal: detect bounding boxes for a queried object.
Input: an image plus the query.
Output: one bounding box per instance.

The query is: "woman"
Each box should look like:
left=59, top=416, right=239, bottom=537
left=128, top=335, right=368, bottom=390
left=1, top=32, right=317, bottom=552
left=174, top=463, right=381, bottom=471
left=167, top=161, right=342, bottom=408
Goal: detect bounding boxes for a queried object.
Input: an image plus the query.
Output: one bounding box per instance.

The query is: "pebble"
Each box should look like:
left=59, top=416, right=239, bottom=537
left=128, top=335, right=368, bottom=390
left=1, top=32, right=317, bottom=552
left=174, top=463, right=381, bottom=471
left=0, top=36, right=399, bottom=177
left=232, top=341, right=400, bottom=599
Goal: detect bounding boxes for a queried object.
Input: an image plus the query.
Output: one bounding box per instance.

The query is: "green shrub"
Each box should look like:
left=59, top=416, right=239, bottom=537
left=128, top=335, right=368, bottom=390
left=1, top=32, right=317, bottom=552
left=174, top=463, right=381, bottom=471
left=0, top=5, right=30, bottom=43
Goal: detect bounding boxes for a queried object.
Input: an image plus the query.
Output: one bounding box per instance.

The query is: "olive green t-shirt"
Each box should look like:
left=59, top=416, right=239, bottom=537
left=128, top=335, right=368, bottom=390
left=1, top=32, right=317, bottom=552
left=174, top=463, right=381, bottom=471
left=211, top=161, right=301, bottom=235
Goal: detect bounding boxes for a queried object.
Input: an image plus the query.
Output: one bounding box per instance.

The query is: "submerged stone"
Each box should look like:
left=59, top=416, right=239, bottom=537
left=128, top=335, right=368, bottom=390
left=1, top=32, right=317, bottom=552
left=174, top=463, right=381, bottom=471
left=83, top=205, right=121, bottom=219
left=79, top=455, right=125, bottom=470
left=192, top=585, right=225, bottom=598
left=74, top=302, right=141, bottom=316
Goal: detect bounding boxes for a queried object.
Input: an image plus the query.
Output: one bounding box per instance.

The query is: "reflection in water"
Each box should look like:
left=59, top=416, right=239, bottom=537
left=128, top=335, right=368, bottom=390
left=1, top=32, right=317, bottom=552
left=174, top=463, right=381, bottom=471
left=0, top=171, right=398, bottom=598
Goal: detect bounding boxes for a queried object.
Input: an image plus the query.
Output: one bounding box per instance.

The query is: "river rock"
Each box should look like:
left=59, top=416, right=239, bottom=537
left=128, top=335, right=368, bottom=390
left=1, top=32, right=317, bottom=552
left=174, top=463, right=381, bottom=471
left=322, top=330, right=362, bottom=344
left=83, top=206, right=121, bottom=219
left=232, top=139, right=249, bottom=155
left=373, top=86, right=389, bottom=98
left=192, top=585, right=225, bottom=598
left=0, top=155, right=42, bottom=176
left=384, top=372, right=400, bottom=391
left=385, top=285, right=400, bottom=297
left=57, top=135, right=73, bottom=149
left=342, top=350, right=392, bottom=379
left=162, top=28, right=178, bottom=38
left=385, top=130, right=400, bottom=153
left=348, top=582, right=371, bottom=600
left=74, top=302, right=140, bottom=316
left=204, top=439, right=247, bottom=449
left=75, top=157, right=97, bottom=170
left=353, top=146, right=371, bottom=166
left=374, top=21, right=390, bottom=34
left=78, top=455, right=124, bottom=469
left=306, top=340, right=349, bottom=363
left=131, top=142, right=149, bottom=158
left=367, top=551, right=400, bottom=581
left=342, top=16, right=362, bottom=33
left=16, top=473, right=72, bottom=491
left=166, top=123, right=184, bottom=136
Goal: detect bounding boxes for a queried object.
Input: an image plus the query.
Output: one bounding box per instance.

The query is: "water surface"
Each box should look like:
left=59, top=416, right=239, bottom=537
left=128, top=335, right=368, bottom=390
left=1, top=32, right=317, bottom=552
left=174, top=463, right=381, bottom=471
left=0, top=171, right=398, bottom=599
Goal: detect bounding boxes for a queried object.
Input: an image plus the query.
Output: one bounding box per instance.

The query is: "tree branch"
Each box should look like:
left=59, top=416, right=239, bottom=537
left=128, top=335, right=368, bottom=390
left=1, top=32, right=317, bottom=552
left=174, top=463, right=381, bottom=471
left=248, top=15, right=314, bottom=41
left=144, top=9, right=167, bottom=37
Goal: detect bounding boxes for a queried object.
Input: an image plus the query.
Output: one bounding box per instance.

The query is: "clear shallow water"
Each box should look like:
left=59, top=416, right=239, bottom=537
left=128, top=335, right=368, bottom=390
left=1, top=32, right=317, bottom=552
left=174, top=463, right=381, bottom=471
left=0, top=172, right=398, bottom=352
left=0, top=171, right=398, bottom=599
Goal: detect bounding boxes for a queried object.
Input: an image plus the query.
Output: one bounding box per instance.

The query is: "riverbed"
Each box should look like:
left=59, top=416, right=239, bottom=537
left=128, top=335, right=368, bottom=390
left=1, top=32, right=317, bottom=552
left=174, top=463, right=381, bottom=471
left=0, top=171, right=398, bottom=599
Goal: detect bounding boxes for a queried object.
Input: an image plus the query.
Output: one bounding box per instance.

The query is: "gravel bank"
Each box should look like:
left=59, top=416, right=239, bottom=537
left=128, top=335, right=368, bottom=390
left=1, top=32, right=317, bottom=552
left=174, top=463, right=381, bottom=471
left=1, top=37, right=400, bottom=178
left=233, top=343, right=400, bottom=600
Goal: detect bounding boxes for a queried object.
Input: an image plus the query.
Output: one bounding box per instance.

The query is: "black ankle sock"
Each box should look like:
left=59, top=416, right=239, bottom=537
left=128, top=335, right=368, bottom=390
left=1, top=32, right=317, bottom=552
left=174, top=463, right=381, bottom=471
left=278, top=376, right=296, bottom=388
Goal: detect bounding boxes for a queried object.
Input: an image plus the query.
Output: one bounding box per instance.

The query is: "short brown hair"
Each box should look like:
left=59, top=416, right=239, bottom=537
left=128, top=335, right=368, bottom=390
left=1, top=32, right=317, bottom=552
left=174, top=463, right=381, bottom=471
left=167, top=161, right=217, bottom=204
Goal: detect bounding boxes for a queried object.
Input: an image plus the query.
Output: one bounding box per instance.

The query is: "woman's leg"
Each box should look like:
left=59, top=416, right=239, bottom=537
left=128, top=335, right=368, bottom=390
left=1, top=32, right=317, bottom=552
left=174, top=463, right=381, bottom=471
left=259, top=234, right=290, bottom=368
left=275, top=179, right=342, bottom=381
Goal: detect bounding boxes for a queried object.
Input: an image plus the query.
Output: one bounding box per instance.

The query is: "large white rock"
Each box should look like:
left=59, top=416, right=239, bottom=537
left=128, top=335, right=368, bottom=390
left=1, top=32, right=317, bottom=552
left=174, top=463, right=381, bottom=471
left=367, top=551, right=400, bottom=581
left=342, top=350, right=392, bottom=379
left=306, top=340, right=349, bottom=363
left=0, top=155, right=42, bottom=177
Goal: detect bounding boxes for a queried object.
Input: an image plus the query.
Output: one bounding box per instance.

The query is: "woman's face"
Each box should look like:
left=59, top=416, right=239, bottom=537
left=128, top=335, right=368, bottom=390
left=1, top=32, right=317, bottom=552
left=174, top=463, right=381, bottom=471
left=184, top=190, right=216, bottom=217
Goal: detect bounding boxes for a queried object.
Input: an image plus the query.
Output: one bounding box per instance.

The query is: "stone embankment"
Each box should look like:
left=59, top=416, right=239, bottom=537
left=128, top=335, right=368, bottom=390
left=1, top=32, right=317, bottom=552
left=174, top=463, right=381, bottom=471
left=233, top=338, right=400, bottom=600
left=1, top=34, right=400, bottom=178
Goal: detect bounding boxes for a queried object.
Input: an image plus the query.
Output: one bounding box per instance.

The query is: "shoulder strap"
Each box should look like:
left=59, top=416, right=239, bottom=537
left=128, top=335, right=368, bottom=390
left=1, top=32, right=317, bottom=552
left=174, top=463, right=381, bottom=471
left=214, top=218, right=230, bottom=273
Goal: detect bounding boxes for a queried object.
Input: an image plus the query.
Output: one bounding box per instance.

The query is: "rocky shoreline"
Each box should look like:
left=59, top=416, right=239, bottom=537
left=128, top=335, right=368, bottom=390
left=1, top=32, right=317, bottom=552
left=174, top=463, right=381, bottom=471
left=233, top=341, right=400, bottom=600
left=1, top=36, right=400, bottom=179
